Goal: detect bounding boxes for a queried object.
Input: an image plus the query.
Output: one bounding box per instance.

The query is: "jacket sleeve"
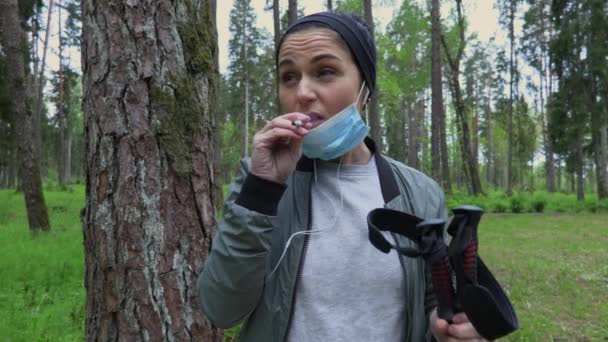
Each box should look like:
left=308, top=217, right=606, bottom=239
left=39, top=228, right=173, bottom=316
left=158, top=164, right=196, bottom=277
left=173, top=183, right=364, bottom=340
left=197, top=158, right=286, bottom=328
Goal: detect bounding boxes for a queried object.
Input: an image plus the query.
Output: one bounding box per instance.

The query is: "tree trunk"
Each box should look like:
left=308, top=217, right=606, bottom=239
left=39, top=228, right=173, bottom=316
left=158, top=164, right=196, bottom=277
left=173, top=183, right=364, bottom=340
left=430, top=0, right=443, bottom=184
left=419, top=98, right=427, bottom=173
left=592, top=111, right=608, bottom=199
left=506, top=0, right=515, bottom=196
left=440, top=103, right=451, bottom=193
left=288, top=0, right=297, bottom=26
left=407, top=102, right=418, bottom=169
left=441, top=0, right=482, bottom=195
left=57, top=4, right=68, bottom=187
left=34, top=0, right=54, bottom=172
left=556, top=155, right=562, bottom=192
left=273, top=0, right=281, bottom=110
left=327, top=0, right=333, bottom=11
left=210, top=0, right=223, bottom=209
left=576, top=142, right=584, bottom=200
left=81, top=0, right=222, bottom=339
left=486, top=91, right=494, bottom=188
left=363, top=0, right=381, bottom=150
left=473, top=80, right=479, bottom=164
left=0, top=0, right=51, bottom=233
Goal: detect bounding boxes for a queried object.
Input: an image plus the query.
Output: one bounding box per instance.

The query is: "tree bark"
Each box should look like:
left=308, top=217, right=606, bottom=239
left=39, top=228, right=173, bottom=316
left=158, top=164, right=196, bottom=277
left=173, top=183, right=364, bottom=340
left=34, top=0, right=54, bottom=172
left=363, top=0, right=381, bottom=151
left=273, top=0, right=281, bottom=111
left=592, top=109, right=608, bottom=199
left=440, top=103, right=451, bottom=193
left=407, top=102, right=418, bottom=169
left=441, top=0, right=483, bottom=195
left=430, top=0, right=442, bottom=184
left=327, top=0, right=332, bottom=11
left=1, top=0, right=51, bottom=233
left=57, top=4, right=69, bottom=187
left=210, top=0, right=224, bottom=209
left=507, top=0, right=515, bottom=196
left=81, top=0, right=222, bottom=339
left=576, top=142, right=584, bottom=200
left=288, top=0, right=297, bottom=26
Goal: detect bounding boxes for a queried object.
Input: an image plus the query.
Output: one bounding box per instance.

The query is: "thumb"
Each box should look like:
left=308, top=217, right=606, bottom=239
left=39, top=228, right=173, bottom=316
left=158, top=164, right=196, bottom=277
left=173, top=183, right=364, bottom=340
left=434, top=317, right=450, bottom=335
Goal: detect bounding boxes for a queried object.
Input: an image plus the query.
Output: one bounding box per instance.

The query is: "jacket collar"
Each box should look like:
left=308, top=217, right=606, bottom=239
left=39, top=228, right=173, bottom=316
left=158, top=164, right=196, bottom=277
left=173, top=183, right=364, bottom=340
left=295, top=137, right=400, bottom=203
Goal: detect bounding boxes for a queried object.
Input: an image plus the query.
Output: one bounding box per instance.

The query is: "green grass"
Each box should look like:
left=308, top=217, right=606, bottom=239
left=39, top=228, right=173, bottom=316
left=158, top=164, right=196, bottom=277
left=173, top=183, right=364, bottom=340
left=480, top=213, right=608, bottom=341
left=0, top=186, right=85, bottom=341
left=1, top=187, right=607, bottom=341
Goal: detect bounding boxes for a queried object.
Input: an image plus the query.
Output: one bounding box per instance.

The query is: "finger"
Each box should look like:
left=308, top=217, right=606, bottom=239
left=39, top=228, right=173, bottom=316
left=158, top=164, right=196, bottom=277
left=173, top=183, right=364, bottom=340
left=255, top=127, right=304, bottom=146
left=448, top=322, right=483, bottom=339
left=451, top=313, right=470, bottom=324
left=261, top=116, right=310, bottom=135
left=433, top=317, right=450, bottom=335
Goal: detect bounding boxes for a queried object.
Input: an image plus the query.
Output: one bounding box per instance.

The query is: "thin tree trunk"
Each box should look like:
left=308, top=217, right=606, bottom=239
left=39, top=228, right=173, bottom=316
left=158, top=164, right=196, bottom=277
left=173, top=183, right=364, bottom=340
left=486, top=87, right=494, bottom=188
left=0, top=0, right=51, bottom=232
left=408, top=102, right=418, bottom=169
left=473, top=79, right=479, bottom=164
left=557, top=155, right=562, bottom=192
left=288, top=0, right=297, bottom=26
left=57, top=4, right=67, bottom=187
left=440, top=103, right=451, bottom=193
left=540, top=2, right=555, bottom=192
left=576, top=141, right=584, bottom=200
left=507, top=0, right=515, bottom=196
left=419, top=98, right=427, bottom=173
left=592, top=110, right=608, bottom=199
left=363, top=0, right=381, bottom=150
left=327, top=0, right=333, bottom=11
left=441, top=0, right=482, bottom=195
left=34, top=0, right=54, bottom=171
left=431, top=0, right=443, bottom=184
left=273, top=0, right=281, bottom=110
left=81, top=0, right=222, bottom=339
left=210, top=0, right=223, bottom=209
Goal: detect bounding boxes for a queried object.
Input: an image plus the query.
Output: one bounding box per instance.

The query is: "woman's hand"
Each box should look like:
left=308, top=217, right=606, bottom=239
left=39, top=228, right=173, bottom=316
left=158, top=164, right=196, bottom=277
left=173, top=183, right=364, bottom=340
left=250, top=113, right=312, bottom=184
left=430, top=309, right=487, bottom=342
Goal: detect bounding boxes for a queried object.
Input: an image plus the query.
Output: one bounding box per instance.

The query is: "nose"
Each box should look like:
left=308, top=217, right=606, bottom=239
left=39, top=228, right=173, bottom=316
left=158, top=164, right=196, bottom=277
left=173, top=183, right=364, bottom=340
left=296, top=77, right=316, bottom=107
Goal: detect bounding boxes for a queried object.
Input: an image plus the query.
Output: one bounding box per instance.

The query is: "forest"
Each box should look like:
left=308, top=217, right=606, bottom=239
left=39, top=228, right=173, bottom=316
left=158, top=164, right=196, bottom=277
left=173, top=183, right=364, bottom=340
left=0, top=0, right=606, bottom=340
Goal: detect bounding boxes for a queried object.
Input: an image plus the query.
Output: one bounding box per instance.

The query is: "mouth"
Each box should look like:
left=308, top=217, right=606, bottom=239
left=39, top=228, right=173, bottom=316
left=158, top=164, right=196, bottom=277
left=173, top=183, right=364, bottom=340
left=305, top=112, right=324, bottom=129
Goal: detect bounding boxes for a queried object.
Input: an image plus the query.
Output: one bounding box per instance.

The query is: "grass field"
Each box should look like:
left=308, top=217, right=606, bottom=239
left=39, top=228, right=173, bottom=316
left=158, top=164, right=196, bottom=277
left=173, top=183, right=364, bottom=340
left=1, top=186, right=607, bottom=341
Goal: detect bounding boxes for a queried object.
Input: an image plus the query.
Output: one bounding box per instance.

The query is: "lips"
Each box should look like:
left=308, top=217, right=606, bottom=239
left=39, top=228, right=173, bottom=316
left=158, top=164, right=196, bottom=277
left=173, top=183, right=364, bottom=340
left=304, top=112, right=324, bottom=129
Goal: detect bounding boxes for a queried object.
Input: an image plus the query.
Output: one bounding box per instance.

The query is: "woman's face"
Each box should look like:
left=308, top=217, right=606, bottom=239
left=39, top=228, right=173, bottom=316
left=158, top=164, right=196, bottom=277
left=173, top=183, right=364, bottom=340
left=278, top=28, right=364, bottom=127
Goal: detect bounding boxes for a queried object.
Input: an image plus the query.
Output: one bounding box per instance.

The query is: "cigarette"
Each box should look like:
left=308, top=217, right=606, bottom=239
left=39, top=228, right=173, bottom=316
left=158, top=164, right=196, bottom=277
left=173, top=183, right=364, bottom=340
left=292, top=119, right=303, bottom=127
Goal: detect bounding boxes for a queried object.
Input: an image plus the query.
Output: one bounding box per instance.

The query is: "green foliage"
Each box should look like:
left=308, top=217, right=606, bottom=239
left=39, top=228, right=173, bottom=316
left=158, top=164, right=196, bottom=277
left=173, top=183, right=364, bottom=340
left=530, top=193, right=547, bottom=212
left=0, top=186, right=85, bottom=340
left=447, top=190, right=607, bottom=214
left=509, top=194, right=525, bottom=213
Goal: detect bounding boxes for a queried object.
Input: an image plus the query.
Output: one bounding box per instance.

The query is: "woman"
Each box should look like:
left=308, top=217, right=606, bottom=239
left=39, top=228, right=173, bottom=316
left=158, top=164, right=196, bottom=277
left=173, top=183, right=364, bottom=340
left=198, top=11, right=484, bottom=342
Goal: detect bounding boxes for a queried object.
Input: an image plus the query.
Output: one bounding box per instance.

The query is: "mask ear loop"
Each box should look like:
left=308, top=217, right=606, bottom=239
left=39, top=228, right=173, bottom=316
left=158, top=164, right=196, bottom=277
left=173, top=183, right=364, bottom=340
left=268, top=157, right=345, bottom=278
left=356, top=82, right=370, bottom=124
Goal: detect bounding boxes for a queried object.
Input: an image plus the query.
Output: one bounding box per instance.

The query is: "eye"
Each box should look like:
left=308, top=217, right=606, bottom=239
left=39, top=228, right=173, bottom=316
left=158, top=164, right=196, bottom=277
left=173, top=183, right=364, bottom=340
left=280, top=72, right=298, bottom=85
left=318, top=68, right=336, bottom=79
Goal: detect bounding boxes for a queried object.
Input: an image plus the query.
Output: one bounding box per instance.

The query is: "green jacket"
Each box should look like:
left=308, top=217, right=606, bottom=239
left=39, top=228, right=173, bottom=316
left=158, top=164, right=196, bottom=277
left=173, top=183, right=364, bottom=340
left=197, top=139, right=447, bottom=341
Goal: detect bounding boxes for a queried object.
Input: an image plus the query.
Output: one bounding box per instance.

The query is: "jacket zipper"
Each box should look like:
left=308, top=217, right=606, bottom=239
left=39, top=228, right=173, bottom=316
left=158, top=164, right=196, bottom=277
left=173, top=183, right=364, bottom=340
left=282, top=180, right=313, bottom=341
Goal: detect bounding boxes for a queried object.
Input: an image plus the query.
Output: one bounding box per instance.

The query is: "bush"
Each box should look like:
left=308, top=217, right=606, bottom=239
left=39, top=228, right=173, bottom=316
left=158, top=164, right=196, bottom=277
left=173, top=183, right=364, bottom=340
left=531, top=194, right=547, bottom=213
left=510, top=195, right=525, bottom=213
left=493, top=201, right=508, bottom=213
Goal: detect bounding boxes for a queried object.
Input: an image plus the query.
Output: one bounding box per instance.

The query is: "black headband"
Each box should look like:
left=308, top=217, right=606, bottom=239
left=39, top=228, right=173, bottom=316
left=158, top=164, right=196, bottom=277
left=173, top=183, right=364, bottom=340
left=277, top=12, right=377, bottom=95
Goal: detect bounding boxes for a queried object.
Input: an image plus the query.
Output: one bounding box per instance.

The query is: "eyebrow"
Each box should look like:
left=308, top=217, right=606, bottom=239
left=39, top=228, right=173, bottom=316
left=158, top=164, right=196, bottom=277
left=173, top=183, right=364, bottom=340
left=278, top=53, right=341, bottom=69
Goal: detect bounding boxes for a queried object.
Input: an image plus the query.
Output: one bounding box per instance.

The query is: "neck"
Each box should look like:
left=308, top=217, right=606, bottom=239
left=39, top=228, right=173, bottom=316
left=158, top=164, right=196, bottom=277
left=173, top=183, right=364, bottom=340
left=330, top=142, right=372, bottom=165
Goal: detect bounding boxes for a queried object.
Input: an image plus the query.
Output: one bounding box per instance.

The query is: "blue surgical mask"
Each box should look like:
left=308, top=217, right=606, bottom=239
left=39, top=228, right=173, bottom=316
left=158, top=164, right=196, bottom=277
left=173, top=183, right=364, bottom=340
left=302, top=83, right=370, bottom=160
